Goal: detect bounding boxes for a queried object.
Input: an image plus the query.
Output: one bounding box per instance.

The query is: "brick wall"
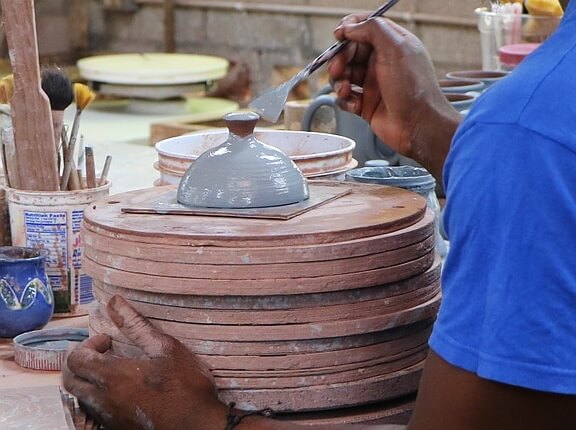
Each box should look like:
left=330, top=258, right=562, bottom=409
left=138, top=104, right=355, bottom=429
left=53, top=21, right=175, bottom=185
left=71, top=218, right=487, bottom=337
left=68, top=1, right=489, bottom=93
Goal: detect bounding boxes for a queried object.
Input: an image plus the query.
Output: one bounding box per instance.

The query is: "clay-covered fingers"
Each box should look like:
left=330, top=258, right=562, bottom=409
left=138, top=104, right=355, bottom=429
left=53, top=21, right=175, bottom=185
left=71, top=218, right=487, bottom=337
left=107, top=294, right=177, bottom=358
left=66, top=336, right=116, bottom=389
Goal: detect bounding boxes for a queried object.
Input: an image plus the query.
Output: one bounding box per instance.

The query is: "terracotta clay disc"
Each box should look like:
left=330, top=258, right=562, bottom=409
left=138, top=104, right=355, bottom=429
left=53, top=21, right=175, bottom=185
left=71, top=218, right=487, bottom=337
left=89, top=317, right=434, bottom=356
left=92, top=257, right=441, bottom=310
left=83, top=234, right=435, bottom=280
left=81, top=209, right=435, bottom=265
left=93, top=280, right=439, bottom=325
left=83, top=250, right=435, bottom=296
left=82, top=182, right=427, bottom=248
left=275, top=395, right=415, bottom=426
left=213, top=349, right=428, bottom=389
left=91, top=292, right=440, bottom=342
left=217, top=361, right=424, bottom=412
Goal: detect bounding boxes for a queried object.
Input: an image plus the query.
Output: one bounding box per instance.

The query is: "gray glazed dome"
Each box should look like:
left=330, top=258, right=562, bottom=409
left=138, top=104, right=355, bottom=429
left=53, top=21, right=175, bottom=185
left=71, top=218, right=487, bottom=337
left=177, top=112, right=310, bottom=208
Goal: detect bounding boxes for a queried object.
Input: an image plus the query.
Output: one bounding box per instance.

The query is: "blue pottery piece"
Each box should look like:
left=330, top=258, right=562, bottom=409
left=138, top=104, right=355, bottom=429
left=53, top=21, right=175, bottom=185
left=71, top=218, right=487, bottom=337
left=0, top=247, right=54, bottom=338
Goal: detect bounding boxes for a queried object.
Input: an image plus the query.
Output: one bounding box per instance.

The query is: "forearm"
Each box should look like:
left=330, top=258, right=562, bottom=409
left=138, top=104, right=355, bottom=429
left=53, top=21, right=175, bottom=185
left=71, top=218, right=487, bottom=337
left=408, top=95, right=462, bottom=184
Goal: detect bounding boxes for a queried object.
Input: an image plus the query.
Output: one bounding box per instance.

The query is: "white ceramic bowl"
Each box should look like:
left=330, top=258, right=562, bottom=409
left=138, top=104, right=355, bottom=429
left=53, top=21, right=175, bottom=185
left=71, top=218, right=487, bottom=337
left=155, top=129, right=356, bottom=179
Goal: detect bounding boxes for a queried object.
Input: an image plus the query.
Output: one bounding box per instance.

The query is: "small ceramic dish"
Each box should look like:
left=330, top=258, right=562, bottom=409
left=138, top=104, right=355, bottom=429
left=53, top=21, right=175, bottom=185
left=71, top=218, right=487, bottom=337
left=438, top=79, right=484, bottom=94
left=444, top=92, right=479, bottom=113
left=445, top=70, right=509, bottom=87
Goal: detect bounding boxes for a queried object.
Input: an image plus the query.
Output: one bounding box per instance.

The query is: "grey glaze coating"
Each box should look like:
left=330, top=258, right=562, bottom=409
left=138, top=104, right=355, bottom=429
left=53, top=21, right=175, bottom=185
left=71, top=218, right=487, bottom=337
left=177, top=112, right=310, bottom=209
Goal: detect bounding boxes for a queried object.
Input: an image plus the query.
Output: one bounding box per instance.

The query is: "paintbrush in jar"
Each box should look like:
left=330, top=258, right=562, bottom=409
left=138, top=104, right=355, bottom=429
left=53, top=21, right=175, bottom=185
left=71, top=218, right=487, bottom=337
left=41, top=67, right=74, bottom=164
left=60, top=83, right=96, bottom=190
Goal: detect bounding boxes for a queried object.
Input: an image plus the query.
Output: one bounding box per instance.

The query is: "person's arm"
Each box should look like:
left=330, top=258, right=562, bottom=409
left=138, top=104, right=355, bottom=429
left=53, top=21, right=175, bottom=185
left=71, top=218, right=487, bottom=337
left=327, top=16, right=461, bottom=181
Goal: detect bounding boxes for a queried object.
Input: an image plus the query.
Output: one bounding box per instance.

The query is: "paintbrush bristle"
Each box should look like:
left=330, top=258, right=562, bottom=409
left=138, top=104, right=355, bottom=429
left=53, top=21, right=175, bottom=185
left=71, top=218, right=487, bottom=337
left=41, top=67, right=74, bottom=111
left=0, top=82, right=9, bottom=104
left=0, top=75, right=15, bottom=104
left=73, top=83, right=96, bottom=111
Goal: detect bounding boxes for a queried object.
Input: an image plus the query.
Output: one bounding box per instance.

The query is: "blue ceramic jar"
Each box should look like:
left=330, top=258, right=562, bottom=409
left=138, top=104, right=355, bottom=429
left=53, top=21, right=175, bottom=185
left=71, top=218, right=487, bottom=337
left=0, top=247, right=54, bottom=338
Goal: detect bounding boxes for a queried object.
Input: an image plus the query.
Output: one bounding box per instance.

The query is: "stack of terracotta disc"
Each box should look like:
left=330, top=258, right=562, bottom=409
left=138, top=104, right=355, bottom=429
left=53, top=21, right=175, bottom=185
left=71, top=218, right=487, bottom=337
left=82, top=181, right=440, bottom=424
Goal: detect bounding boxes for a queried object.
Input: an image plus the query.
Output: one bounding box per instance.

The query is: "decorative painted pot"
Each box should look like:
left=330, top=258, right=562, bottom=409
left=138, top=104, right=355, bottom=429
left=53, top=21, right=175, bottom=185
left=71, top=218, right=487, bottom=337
left=0, top=246, right=53, bottom=338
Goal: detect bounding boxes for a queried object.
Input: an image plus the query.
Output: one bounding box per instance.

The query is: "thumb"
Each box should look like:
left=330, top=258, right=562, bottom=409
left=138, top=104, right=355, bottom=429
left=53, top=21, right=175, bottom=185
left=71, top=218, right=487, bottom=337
left=106, top=295, right=175, bottom=358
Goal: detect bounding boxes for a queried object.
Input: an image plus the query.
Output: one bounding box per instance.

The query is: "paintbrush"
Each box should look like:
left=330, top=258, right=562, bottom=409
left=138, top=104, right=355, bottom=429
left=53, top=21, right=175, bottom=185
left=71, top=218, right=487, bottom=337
left=41, top=67, right=74, bottom=160
left=61, top=83, right=95, bottom=190
left=85, top=146, right=96, bottom=188
left=98, top=155, right=112, bottom=187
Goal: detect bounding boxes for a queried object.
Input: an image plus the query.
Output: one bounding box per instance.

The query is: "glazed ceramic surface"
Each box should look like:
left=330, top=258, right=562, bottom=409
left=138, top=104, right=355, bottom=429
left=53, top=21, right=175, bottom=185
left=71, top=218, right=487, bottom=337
left=177, top=112, right=310, bottom=208
left=444, top=92, right=479, bottom=113
left=438, top=79, right=484, bottom=94
left=0, top=247, right=53, bottom=338
left=445, top=70, right=509, bottom=87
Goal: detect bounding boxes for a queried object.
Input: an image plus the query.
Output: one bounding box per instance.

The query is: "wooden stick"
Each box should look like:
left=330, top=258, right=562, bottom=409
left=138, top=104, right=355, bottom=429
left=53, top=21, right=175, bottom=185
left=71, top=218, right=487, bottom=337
left=0, top=139, right=11, bottom=188
left=0, top=0, right=60, bottom=191
left=85, top=146, right=96, bottom=188
left=76, top=169, right=84, bottom=190
left=98, top=155, right=112, bottom=187
left=164, top=0, right=175, bottom=53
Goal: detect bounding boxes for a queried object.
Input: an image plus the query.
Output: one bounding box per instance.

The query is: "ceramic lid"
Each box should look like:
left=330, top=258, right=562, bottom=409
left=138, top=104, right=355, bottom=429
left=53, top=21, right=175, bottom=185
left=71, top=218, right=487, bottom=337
left=177, top=112, right=310, bottom=209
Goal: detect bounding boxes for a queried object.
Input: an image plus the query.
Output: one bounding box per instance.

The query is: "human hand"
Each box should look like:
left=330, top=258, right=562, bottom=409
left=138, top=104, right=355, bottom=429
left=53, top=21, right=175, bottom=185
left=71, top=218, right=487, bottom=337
left=328, top=15, right=461, bottom=178
left=62, top=295, right=226, bottom=430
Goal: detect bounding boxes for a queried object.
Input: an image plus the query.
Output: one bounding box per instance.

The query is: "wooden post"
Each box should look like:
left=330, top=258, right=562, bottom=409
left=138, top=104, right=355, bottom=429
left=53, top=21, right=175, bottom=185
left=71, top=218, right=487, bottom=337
left=164, top=0, right=176, bottom=53
left=0, top=0, right=60, bottom=191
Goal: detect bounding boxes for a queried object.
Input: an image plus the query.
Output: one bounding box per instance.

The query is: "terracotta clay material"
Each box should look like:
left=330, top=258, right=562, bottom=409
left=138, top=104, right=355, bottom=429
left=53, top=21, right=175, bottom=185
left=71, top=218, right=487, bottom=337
left=90, top=258, right=440, bottom=310
left=213, top=349, right=428, bottom=390
left=217, top=361, right=424, bottom=412
left=84, top=180, right=439, bottom=416
left=275, top=395, right=415, bottom=426
left=92, top=292, right=440, bottom=342
left=84, top=234, right=435, bottom=281
left=93, top=280, right=439, bottom=325
left=82, top=209, right=434, bottom=265
left=81, top=182, right=427, bottom=248
left=90, top=316, right=434, bottom=356
left=83, top=251, right=435, bottom=296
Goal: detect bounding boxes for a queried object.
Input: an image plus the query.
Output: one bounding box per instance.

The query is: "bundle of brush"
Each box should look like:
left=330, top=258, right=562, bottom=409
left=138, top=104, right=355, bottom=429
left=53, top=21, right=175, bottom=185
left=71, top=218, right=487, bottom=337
left=60, top=82, right=98, bottom=191
left=41, top=67, right=74, bottom=176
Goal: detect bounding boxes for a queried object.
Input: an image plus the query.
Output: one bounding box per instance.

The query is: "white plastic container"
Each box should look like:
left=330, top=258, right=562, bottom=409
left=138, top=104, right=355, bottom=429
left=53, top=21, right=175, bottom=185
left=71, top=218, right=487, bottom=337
left=7, top=182, right=111, bottom=316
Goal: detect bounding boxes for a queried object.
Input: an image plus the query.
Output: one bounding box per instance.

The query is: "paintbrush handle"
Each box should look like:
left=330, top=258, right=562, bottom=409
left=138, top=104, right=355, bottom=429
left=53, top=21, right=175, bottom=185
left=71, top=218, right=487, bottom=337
left=306, top=0, right=402, bottom=75
left=98, top=155, right=112, bottom=187
left=0, top=0, right=60, bottom=191
left=85, top=147, right=97, bottom=188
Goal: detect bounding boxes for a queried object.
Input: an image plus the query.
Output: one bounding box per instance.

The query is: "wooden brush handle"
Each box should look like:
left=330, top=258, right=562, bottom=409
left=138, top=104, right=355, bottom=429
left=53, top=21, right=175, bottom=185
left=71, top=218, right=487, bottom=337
left=1, top=0, right=60, bottom=191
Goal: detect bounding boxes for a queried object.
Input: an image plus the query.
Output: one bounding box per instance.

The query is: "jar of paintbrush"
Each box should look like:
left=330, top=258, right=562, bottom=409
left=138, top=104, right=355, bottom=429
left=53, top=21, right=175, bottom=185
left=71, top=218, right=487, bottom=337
left=0, top=68, right=113, bottom=316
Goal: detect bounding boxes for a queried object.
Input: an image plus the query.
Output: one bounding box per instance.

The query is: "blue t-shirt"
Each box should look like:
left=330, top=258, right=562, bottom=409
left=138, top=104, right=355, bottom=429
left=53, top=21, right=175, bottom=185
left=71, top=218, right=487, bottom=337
left=429, top=3, right=576, bottom=394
